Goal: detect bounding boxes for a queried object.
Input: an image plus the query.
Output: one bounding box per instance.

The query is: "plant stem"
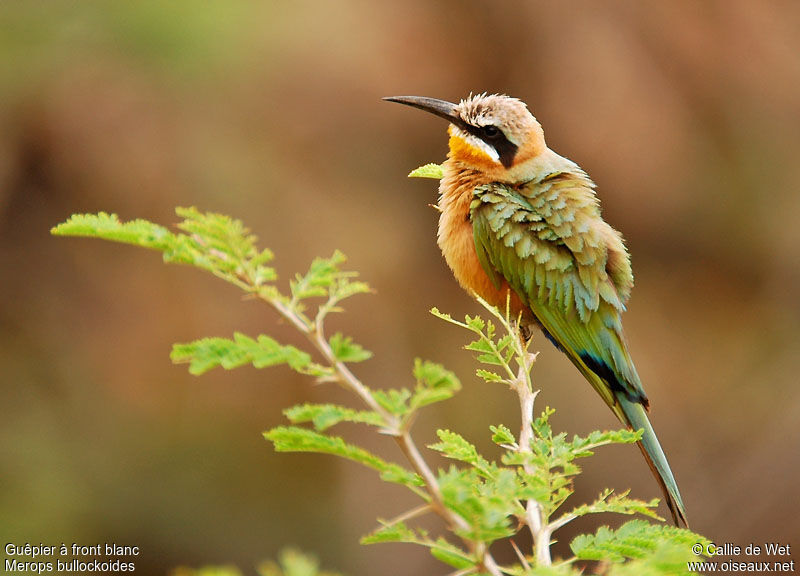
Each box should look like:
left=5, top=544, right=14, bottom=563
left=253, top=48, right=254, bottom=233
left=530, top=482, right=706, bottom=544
left=479, top=295, right=552, bottom=567
left=512, top=342, right=551, bottom=566
left=267, top=294, right=392, bottom=422
left=381, top=503, right=432, bottom=527
left=265, top=289, right=504, bottom=576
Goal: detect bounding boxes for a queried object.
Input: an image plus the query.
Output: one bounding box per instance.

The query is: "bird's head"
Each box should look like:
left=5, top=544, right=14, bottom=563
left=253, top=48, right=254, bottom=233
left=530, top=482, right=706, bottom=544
left=384, top=93, right=546, bottom=182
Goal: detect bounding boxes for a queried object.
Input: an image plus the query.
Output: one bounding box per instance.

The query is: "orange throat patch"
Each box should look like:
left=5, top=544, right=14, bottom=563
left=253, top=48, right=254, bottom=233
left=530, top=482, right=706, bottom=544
left=447, top=130, right=499, bottom=172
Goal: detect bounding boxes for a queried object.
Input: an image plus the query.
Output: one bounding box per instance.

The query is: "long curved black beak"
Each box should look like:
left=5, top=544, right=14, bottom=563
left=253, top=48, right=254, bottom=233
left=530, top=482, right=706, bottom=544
left=383, top=96, right=465, bottom=129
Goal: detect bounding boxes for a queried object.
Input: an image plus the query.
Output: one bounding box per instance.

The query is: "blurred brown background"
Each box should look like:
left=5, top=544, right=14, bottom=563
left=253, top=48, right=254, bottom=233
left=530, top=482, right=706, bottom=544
left=2, top=1, right=799, bottom=574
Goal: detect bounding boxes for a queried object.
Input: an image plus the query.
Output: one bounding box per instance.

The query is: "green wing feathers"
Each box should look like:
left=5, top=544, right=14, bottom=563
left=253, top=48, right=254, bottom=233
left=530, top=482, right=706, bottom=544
left=470, top=174, right=687, bottom=526
left=470, top=175, right=644, bottom=404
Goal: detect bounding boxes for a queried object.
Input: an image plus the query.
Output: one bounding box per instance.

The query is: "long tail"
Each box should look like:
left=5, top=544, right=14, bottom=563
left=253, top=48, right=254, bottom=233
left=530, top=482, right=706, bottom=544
left=616, top=393, right=688, bottom=527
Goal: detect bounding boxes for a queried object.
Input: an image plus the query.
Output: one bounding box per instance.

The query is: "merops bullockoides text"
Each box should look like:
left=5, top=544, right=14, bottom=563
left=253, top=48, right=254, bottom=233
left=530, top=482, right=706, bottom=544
left=385, top=93, right=687, bottom=527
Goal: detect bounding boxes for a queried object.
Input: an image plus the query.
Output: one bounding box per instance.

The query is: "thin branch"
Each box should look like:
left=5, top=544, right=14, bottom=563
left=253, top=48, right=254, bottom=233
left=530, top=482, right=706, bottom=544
left=380, top=503, right=433, bottom=528
left=314, top=304, right=391, bottom=421
left=260, top=288, right=393, bottom=422
left=479, top=294, right=552, bottom=567
left=259, top=284, right=504, bottom=576
left=510, top=539, right=531, bottom=572
left=548, top=511, right=578, bottom=533
left=513, top=366, right=551, bottom=567
left=444, top=567, right=477, bottom=576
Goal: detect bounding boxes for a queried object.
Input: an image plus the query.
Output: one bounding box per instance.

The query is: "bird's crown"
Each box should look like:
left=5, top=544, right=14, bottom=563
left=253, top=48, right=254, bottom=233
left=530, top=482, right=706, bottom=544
left=456, top=93, right=531, bottom=140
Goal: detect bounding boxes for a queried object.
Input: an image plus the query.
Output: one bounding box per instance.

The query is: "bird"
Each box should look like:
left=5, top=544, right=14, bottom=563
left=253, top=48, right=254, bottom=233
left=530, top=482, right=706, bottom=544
left=384, top=93, right=687, bottom=527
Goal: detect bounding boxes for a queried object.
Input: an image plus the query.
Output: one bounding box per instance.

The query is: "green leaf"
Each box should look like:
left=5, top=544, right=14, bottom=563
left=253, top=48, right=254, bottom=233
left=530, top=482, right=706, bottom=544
left=429, top=307, right=453, bottom=323
left=437, top=466, right=518, bottom=543
left=256, top=548, right=343, bottom=576
left=171, top=566, right=243, bottom=576
left=328, top=333, right=372, bottom=363
left=378, top=465, right=424, bottom=488
left=465, top=336, right=504, bottom=366
left=361, top=524, right=474, bottom=572
left=466, top=314, right=488, bottom=334
left=264, top=427, right=423, bottom=491
left=290, top=251, right=347, bottom=301
left=371, top=388, right=412, bottom=417
left=274, top=549, right=324, bottom=576
left=607, top=539, right=708, bottom=576
left=493, top=406, right=658, bottom=521
left=428, top=538, right=473, bottom=570
left=429, top=430, right=494, bottom=478
left=571, top=520, right=710, bottom=564
left=532, top=407, right=555, bottom=438
left=329, top=278, right=371, bottom=302
left=514, top=469, right=553, bottom=512
left=52, top=209, right=279, bottom=292
left=566, top=490, right=661, bottom=523
left=490, top=424, right=516, bottom=447
left=51, top=212, right=173, bottom=249
left=285, top=251, right=370, bottom=317
left=570, top=428, right=642, bottom=457
left=173, top=206, right=263, bottom=272
left=410, top=359, right=461, bottom=409
left=408, top=163, right=444, bottom=179
left=300, top=363, right=337, bottom=381
left=440, top=309, right=520, bottom=371
left=284, top=403, right=385, bottom=431
left=476, top=368, right=504, bottom=383
left=170, top=332, right=310, bottom=375
left=360, top=520, right=418, bottom=545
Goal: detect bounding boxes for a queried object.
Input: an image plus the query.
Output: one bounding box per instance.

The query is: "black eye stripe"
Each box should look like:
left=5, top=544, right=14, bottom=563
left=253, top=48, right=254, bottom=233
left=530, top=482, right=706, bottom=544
left=462, top=123, right=518, bottom=168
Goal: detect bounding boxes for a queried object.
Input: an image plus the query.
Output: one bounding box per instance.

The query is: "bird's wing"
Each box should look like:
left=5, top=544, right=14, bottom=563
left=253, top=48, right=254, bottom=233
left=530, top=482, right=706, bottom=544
left=471, top=176, right=688, bottom=527
left=470, top=177, right=646, bottom=407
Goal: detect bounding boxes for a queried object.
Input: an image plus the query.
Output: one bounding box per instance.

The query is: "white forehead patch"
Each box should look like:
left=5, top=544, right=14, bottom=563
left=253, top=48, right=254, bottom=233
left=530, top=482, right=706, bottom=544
left=451, top=125, right=500, bottom=163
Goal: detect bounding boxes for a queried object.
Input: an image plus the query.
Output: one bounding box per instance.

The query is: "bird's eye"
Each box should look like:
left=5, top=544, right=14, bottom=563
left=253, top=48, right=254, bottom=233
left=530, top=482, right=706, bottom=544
left=482, top=125, right=502, bottom=139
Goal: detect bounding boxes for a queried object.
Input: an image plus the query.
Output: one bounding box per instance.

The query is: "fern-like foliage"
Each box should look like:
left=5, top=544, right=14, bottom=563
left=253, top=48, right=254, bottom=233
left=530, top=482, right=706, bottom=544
left=53, top=208, right=710, bottom=575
